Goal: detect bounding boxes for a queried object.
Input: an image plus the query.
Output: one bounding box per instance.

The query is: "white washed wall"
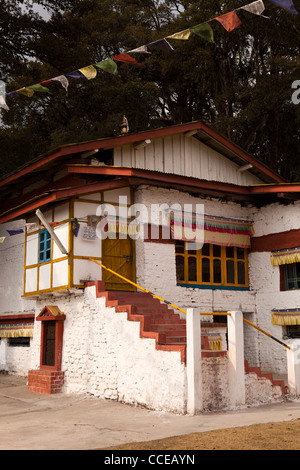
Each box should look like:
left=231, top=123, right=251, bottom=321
left=248, top=201, right=300, bottom=375
left=114, top=134, right=262, bottom=186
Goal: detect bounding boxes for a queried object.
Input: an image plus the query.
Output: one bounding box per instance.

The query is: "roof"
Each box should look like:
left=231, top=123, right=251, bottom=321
left=0, top=120, right=285, bottom=191
left=0, top=120, right=298, bottom=225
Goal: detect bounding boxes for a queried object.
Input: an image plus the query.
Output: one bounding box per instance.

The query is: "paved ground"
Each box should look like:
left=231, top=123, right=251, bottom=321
left=1, top=374, right=300, bottom=450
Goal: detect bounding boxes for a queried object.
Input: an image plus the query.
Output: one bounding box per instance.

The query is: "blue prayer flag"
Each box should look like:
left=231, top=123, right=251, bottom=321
left=268, top=0, right=298, bottom=14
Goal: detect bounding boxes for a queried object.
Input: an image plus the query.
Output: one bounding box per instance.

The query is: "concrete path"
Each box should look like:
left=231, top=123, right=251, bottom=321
left=0, top=374, right=300, bottom=450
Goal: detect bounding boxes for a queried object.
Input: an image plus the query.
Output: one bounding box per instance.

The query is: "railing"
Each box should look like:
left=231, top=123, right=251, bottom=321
left=89, top=257, right=290, bottom=350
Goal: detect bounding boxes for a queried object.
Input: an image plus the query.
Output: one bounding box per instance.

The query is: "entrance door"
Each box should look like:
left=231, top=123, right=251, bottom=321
left=102, top=236, right=135, bottom=291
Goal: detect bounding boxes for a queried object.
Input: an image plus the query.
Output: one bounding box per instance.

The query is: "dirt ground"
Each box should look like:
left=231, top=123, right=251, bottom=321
left=102, top=419, right=300, bottom=450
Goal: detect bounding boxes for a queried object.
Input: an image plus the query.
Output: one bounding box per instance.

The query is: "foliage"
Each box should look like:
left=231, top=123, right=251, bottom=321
left=0, top=0, right=299, bottom=180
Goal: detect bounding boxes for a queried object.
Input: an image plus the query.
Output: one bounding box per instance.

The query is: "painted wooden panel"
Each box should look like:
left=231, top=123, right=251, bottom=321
left=52, top=259, right=68, bottom=288
left=54, top=203, right=69, bottom=223
left=25, top=267, right=37, bottom=293
left=26, top=235, right=38, bottom=266
left=114, top=133, right=263, bottom=185
left=73, top=258, right=102, bottom=285
left=53, top=223, right=69, bottom=260
left=39, top=263, right=51, bottom=291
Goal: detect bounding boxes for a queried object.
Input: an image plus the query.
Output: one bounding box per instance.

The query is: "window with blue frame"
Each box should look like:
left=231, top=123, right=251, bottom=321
left=284, top=263, right=300, bottom=290
left=39, top=230, right=52, bottom=263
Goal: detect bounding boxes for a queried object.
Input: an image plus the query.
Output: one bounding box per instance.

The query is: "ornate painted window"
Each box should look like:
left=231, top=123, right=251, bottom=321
left=38, top=230, right=52, bottom=263
left=175, top=241, right=249, bottom=289
left=284, top=263, right=300, bottom=291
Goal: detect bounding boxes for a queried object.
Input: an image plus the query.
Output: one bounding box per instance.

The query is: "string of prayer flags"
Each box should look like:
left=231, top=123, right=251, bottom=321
left=78, top=65, right=98, bottom=80
left=2, top=0, right=298, bottom=111
left=214, top=10, right=242, bottom=32
left=190, top=22, right=214, bottom=43
left=95, top=59, right=118, bottom=75
left=268, top=0, right=298, bottom=13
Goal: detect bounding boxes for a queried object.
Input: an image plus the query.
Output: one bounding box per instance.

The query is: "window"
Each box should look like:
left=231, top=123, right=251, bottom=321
left=175, top=242, right=248, bottom=289
left=39, top=230, right=52, bottom=263
left=285, top=325, right=300, bottom=338
left=8, top=337, right=30, bottom=347
left=284, top=263, right=300, bottom=291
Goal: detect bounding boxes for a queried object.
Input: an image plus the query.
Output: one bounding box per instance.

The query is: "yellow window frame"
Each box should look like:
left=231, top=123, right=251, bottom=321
left=175, top=242, right=249, bottom=288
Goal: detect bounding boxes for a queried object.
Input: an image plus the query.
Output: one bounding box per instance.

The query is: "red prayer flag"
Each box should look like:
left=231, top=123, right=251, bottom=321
left=214, top=10, right=242, bottom=32
left=112, top=53, right=139, bottom=64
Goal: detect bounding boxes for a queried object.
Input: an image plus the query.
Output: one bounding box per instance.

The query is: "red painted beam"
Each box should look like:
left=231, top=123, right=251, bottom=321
left=0, top=178, right=130, bottom=224
left=67, top=165, right=251, bottom=196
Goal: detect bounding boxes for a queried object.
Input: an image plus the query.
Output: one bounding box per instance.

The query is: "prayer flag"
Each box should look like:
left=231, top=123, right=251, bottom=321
left=95, top=59, right=118, bottom=75
left=0, top=95, right=9, bottom=110
left=6, top=228, right=24, bottom=235
left=240, top=0, right=266, bottom=15
left=52, top=75, right=69, bottom=93
left=16, top=87, right=35, bottom=97
left=268, top=0, right=298, bottom=13
left=112, top=53, right=139, bottom=64
left=167, top=28, right=191, bottom=40
left=214, top=11, right=242, bottom=32
left=147, top=39, right=175, bottom=51
left=190, top=22, right=214, bottom=42
left=0, top=237, right=5, bottom=243
left=78, top=65, right=98, bottom=80
left=28, top=83, right=50, bottom=93
left=65, top=71, right=83, bottom=79
left=128, top=45, right=151, bottom=54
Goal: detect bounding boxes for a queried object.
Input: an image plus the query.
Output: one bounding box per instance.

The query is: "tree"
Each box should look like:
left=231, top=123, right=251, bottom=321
left=0, top=0, right=299, bottom=180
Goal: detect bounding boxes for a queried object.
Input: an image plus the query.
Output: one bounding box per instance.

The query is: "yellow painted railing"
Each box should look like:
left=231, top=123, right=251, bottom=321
left=89, top=257, right=290, bottom=350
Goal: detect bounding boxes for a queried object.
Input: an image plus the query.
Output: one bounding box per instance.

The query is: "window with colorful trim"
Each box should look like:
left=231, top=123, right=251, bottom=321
left=39, top=230, right=52, bottom=263
left=284, top=263, right=300, bottom=291
left=175, top=242, right=248, bottom=289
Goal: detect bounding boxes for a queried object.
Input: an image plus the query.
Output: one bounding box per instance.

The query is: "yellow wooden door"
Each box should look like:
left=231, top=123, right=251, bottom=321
left=102, top=236, right=135, bottom=291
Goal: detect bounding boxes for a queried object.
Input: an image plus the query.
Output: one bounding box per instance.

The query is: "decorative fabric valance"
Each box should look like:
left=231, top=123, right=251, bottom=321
left=0, top=322, right=34, bottom=338
left=170, top=211, right=254, bottom=248
left=105, top=216, right=139, bottom=236
left=87, top=215, right=139, bottom=237
left=271, top=247, right=300, bottom=266
left=208, top=334, right=222, bottom=351
left=272, top=309, right=300, bottom=326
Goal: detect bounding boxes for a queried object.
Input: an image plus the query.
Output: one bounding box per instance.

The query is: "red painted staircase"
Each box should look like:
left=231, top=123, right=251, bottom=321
left=85, top=281, right=187, bottom=363
left=85, top=281, right=227, bottom=364
left=244, top=360, right=288, bottom=394
left=85, top=281, right=288, bottom=396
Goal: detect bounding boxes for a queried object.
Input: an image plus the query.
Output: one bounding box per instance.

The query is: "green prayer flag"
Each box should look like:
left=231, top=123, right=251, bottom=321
left=190, top=22, right=214, bottom=43
left=95, top=59, right=118, bottom=75
left=28, top=83, right=50, bottom=93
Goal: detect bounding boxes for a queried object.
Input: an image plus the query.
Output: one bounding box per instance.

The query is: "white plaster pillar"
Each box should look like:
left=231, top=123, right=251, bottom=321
left=186, top=308, right=202, bottom=415
left=0, top=338, right=7, bottom=371
left=287, top=339, right=300, bottom=397
left=227, top=311, right=245, bottom=408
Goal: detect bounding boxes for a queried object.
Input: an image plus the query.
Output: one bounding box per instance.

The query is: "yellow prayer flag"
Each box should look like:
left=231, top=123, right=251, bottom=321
left=167, top=28, right=191, bottom=40
left=16, top=87, right=35, bottom=97
left=78, top=65, right=98, bottom=80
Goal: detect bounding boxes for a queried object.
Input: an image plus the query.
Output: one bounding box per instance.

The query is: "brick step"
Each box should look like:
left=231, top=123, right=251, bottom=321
left=163, top=335, right=187, bottom=344
left=151, top=324, right=186, bottom=332
left=244, top=360, right=288, bottom=394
